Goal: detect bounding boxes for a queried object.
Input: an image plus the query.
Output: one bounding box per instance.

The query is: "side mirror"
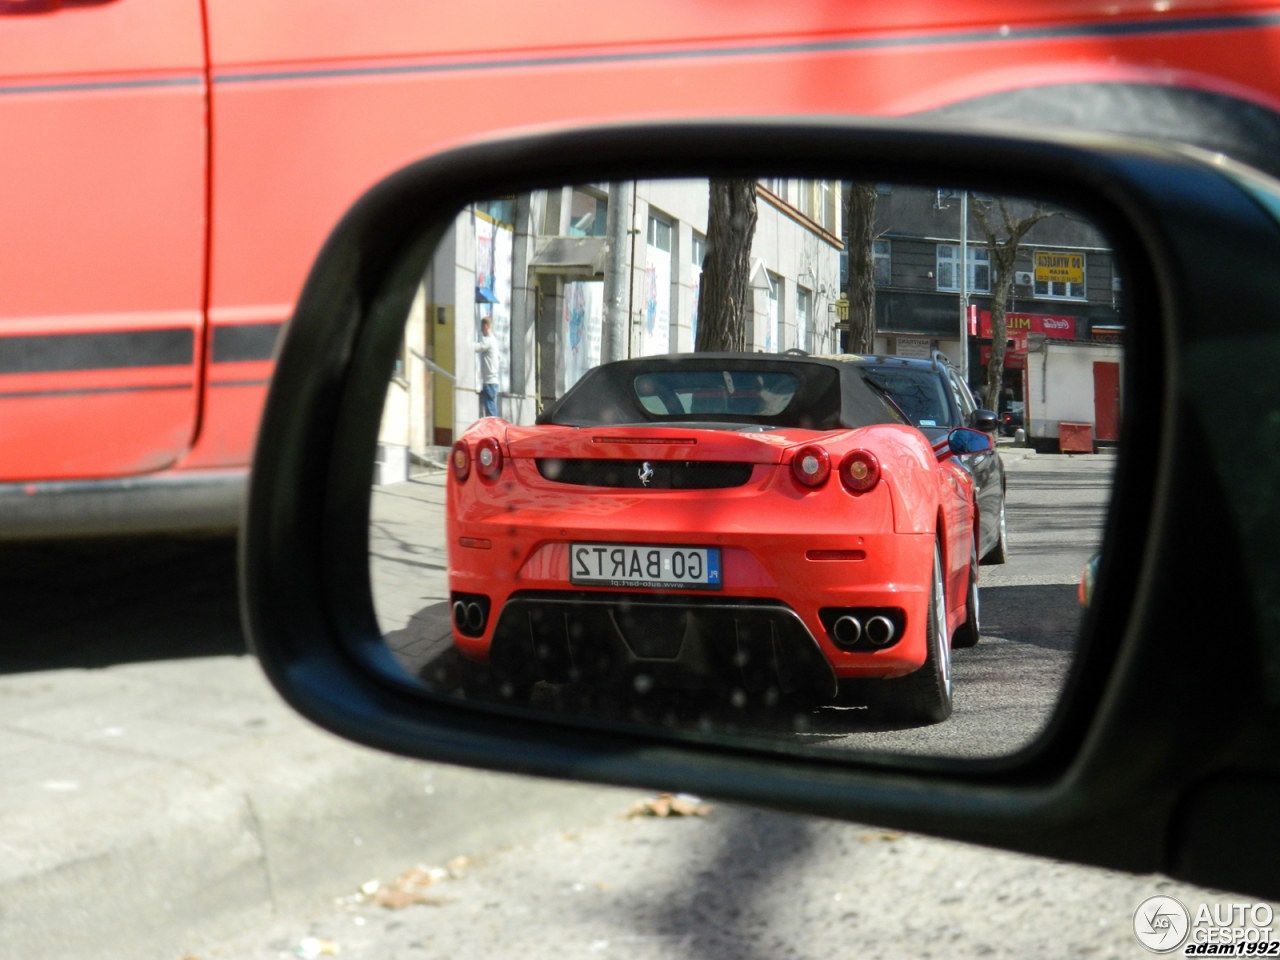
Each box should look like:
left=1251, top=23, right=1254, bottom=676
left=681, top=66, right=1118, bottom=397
left=971, top=409, right=999, bottom=432
left=946, top=426, right=994, bottom=457
left=242, top=120, right=1280, bottom=901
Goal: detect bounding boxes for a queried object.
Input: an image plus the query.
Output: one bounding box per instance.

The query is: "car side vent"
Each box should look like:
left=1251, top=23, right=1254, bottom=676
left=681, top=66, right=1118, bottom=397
left=536, top=459, right=754, bottom=489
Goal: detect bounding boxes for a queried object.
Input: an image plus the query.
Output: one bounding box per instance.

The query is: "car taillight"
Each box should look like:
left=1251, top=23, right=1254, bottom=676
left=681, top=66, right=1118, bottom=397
left=451, top=440, right=470, bottom=482
left=475, top=437, right=503, bottom=479
left=791, top=445, right=830, bottom=487
left=839, top=449, right=880, bottom=493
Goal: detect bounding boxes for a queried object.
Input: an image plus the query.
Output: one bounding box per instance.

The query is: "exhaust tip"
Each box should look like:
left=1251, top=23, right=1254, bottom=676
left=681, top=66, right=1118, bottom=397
left=833, top=615, right=862, bottom=646
left=866, top=615, right=896, bottom=646
left=453, top=601, right=468, bottom=629
left=465, top=602, right=485, bottom=633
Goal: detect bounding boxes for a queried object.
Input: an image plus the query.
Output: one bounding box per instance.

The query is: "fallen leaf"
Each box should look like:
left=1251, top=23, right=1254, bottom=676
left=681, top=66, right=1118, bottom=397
left=626, top=793, right=713, bottom=818
left=367, top=864, right=455, bottom=909
left=372, top=889, right=452, bottom=909
left=859, top=830, right=904, bottom=843
left=446, top=855, right=470, bottom=877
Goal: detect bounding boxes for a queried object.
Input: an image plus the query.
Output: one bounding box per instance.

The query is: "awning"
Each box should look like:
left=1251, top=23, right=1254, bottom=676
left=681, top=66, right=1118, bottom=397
left=475, top=285, right=500, bottom=304
left=529, top=237, right=608, bottom=277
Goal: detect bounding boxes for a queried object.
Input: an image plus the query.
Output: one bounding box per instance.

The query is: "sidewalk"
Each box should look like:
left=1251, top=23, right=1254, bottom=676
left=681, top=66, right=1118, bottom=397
left=0, top=653, right=637, bottom=960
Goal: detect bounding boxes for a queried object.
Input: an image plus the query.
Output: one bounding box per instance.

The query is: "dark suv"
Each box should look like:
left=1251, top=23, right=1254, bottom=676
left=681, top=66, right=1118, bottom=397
left=849, top=352, right=1008, bottom=565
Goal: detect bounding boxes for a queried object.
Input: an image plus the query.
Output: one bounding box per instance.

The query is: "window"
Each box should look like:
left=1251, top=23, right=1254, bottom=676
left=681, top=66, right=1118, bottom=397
left=936, top=244, right=990, bottom=293
left=860, top=368, right=956, bottom=428
left=647, top=214, right=672, bottom=252
left=633, top=370, right=801, bottom=418
left=759, top=177, right=786, bottom=198
left=690, top=231, right=705, bottom=268
left=567, top=190, right=606, bottom=237
left=935, top=188, right=962, bottom=208
left=474, top=197, right=514, bottom=227
left=765, top=272, right=780, bottom=353
left=796, top=288, right=811, bottom=352
left=795, top=180, right=837, bottom=232
left=947, top=370, right=975, bottom=419
left=873, top=240, right=891, bottom=286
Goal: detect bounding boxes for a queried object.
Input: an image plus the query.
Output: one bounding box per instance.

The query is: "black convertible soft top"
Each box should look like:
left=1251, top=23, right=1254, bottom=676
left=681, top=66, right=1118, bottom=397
left=536, top=354, right=908, bottom=430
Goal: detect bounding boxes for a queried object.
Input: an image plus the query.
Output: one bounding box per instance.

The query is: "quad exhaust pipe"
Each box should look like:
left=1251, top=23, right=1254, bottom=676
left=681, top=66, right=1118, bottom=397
left=865, top=615, right=896, bottom=646
left=826, top=609, right=902, bottom=648
left=833, top=615, right=862, bottom=646
left=453, top=600, right=487, bottom=635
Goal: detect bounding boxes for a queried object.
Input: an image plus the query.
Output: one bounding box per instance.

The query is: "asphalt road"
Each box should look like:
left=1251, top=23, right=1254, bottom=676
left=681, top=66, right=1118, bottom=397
left=4, top=451, right=1255, bottom=960
left=369, top=449, right=1115, bottom=759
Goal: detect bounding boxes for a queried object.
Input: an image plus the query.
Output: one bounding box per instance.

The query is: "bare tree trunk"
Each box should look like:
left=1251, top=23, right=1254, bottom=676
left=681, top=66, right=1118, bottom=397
left=843, top=183, right=878, bottom=354
left=971, top=199, right=1055, bottom=412
left=984, top=252, right=1017, bottom=412
left=696, top=179, right=758, bottom=352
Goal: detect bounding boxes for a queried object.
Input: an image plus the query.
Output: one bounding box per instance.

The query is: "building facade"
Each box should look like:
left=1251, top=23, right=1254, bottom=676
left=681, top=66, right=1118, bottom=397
left=375, top=179, right=844, bottom=482
left=857, top=184, right=1124, bottom=445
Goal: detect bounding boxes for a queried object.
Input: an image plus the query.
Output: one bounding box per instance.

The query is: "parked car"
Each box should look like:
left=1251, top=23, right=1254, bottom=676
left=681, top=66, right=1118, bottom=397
left=1000, top=400, right=1026, bottom=437
left=852, top=353, right=1008, bottom=566
left=447, top=354, right=989, bottom=722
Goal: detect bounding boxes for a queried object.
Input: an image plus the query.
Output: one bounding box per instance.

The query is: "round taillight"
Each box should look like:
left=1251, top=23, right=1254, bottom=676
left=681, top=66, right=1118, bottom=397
left=840, top=449, right=881, bottom=493
left=451, top=441, right=470, bottom=482
left=791, top=445, right=830, bottom=488
left=476, top=437, right=503, bottom=479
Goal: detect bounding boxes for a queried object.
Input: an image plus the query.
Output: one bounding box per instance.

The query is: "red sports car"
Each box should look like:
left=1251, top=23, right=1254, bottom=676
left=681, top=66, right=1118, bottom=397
left=446, top=354, right=987, bottom=723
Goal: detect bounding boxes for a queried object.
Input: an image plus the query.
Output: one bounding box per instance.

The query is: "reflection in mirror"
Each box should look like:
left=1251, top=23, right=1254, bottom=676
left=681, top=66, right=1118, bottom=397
left=369, top=177, right=1123, bottom=759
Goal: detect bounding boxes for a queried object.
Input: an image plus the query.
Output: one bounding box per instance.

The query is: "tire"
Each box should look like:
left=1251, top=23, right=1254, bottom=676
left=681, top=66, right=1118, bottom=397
left=951, top=539, right=981, bottom=649
left=981, top=498, right=1009, bottom=565
left=855, top=541, right=954, bottom=724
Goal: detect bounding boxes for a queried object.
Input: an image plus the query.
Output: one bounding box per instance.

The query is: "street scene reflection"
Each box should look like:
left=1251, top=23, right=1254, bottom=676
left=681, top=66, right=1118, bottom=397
left=369, top=178, right=1124, bottom=759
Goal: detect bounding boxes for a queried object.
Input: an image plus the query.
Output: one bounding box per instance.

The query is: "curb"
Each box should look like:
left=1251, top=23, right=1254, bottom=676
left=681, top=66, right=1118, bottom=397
left=0, top=660, right=639, bottom=960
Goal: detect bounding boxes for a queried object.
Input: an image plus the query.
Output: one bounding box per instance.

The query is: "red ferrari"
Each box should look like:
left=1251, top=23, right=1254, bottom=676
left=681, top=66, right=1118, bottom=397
left=446, top=354, right=988, bottom=723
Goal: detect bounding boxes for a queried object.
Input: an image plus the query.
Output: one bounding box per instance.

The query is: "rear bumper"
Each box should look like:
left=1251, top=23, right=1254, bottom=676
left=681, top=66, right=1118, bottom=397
left=486, top=591, right=839, bottom=701
left=0, top=468, right=245, bottom=540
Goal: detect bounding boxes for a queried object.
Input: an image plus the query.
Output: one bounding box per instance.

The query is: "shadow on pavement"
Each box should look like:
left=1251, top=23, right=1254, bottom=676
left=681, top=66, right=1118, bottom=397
left=0, top=535, right=246, bottom=673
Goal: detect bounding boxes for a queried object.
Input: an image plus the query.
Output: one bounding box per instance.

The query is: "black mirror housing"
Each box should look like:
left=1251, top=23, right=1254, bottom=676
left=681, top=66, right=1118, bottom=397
left=971, top=409, right=999, bottom=432
left=240, top=120, right=1280, bottom=900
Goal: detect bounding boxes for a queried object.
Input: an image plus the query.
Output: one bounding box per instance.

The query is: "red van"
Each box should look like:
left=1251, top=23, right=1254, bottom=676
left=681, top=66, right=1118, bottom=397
left=4, top=0, right=1280, bottom=535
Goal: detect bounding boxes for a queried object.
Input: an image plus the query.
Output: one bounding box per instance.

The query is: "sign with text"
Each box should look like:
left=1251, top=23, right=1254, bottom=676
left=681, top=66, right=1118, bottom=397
left=979, top=311, right=1076, bottom=343
left=980, top=345, right=1027, bottom=370
left=895, top=335, right=932, bottom=359
left=1034, top=251, right=1085, bottom=284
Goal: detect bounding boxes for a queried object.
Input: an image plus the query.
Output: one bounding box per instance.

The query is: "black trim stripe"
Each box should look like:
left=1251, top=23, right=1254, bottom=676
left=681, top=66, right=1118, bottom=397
left=212, top=10, right=1280, bottom=86
left=0, top=329, right=194, bottom=375
left=0, top=383, right=191, bottom=400
left=209, top=378, right=272, bottom=387
left=211, top=322, right=283, bottom=363
left=0, top=75, right=203, bottom=97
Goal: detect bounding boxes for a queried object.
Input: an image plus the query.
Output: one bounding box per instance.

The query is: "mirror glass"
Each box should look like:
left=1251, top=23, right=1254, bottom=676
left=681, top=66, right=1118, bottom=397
left=368, top=177, right=1123, bottom=759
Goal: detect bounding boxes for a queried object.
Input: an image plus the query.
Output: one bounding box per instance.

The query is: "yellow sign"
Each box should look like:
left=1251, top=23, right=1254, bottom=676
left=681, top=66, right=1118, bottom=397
left=834, top=297, right=849, bottom=321
left=1034, top=251, right=1084, bottom=285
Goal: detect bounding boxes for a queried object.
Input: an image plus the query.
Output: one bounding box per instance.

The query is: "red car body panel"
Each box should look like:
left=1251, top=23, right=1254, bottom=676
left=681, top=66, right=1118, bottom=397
left=447, top=418, right=976, bottom=680
left=5, top=1, right=1280, bottom=497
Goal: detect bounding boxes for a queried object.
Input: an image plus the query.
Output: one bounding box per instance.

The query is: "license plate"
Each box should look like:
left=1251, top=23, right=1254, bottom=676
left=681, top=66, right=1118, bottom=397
left=569, top=543, right=721, bottom=590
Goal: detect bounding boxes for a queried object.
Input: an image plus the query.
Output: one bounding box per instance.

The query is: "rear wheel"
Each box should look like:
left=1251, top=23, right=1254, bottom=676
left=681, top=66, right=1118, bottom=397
left=856, top=541, right=953, bottom=724
left=951, top=539, right=981, bottom=649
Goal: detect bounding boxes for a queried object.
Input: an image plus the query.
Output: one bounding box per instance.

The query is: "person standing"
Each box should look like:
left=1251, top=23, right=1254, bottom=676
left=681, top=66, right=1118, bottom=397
left=477, top=316, right=500, bottom=418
